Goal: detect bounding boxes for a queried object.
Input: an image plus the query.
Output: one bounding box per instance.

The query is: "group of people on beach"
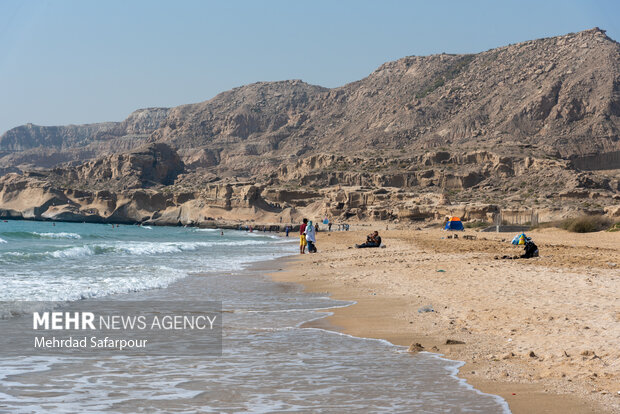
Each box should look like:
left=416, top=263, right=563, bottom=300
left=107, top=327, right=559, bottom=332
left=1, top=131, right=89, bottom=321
left=298, top=217, right=384, bottom=254
left=299, top=218, right=317, bottom=254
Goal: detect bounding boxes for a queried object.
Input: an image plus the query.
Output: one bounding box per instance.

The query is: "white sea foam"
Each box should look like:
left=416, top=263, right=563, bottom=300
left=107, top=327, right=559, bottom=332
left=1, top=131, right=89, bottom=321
left=114, top=242, right=201, bottom=255
left=4, top=239, right=273, bottom=262
left=0, top=237, right=6, bottom=243
left=46, top=243, right=192, bottom=258
left=49, top=246, right=99, bottom=258
left=1, top=265, right=188, bottom=303
left=428, top=353, right=512, bottom=414
left=33, top=232, right=82, bottom=239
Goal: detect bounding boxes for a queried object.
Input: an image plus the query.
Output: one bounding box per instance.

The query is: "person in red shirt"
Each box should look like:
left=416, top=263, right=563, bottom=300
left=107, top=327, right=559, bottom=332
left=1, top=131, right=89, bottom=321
left=299, top=218, right=308, bottom=254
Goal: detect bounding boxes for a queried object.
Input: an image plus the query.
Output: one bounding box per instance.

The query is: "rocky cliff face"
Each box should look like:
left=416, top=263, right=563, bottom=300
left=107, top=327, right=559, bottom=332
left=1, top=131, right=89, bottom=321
left=0, top=108, right=169, bottom=171
left=0, top=108, right=169, bottom=151
left=0, top=28, right=618, bottom=225
left=0, top=145, right=617, bottom=225
left=47, top=143, right=184, bottom=191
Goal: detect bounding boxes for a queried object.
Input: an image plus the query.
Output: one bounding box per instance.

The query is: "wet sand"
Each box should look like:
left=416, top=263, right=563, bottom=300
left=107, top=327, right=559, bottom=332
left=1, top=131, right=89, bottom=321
left=271, top=227, right=620, bottom=413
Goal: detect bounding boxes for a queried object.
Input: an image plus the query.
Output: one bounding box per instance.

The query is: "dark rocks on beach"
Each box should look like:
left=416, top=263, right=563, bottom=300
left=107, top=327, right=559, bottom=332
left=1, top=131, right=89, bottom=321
left=407, top=343, right=425, bottom=353
left=445, top=339, right=466, bottom=345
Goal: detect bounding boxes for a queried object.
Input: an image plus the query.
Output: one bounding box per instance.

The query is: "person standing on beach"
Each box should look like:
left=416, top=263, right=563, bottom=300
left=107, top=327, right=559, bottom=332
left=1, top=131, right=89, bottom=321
left=285, top=226, right=290, bottom=237
left=305, top=220, right=317, bottom=253
left=299, top=218, right=308, bottom=254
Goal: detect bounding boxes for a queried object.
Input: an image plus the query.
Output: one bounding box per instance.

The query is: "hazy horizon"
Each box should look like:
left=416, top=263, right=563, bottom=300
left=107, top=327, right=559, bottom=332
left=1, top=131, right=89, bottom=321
left=1, top=0, right=618, bottom=135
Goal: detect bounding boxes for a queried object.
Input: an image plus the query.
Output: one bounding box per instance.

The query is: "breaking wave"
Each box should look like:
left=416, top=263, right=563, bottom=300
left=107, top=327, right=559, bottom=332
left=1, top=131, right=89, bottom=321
left=2, top=239, right=270, bottom=262
left=33, top=232, right=82, bottom=239
left=0, top=231, right=82, bottom=240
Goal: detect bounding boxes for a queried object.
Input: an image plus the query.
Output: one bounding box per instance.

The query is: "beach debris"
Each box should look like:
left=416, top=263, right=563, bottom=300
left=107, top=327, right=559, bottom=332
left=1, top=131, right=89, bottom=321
left=436, top=269, right=446, bottom=272
left=445, top=339, right=465, bottom=345
left=407, top=342, right=425, bottom=353
left=418, top=305, right=434, bottom=313
left=529, top=351, right=537, bottom=358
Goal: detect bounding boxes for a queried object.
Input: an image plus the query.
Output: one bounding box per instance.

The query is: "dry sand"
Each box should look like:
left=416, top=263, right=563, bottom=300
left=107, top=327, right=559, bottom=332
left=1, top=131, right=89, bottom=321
left=271, top=226, right=620, bottom=413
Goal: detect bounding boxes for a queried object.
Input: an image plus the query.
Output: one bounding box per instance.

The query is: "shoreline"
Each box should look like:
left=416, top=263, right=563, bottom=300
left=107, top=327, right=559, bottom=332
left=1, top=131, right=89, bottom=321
left=270, top=228, right=619, bottom=414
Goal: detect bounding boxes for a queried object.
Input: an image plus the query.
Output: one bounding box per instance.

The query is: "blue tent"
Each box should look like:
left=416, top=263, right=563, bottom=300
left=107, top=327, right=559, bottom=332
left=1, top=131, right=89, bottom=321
left=444, top=217, right=464, bottom=231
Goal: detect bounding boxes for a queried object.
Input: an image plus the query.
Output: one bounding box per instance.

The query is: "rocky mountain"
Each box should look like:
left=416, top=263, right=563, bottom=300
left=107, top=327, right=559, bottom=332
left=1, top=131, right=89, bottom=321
left=153, top=28, right=619, bottom=164
left=0, top=28, right=618, bottom=225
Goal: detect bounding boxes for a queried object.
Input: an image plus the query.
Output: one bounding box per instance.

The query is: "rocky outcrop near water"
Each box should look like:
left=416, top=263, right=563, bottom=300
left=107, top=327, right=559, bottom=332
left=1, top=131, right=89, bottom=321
left=0, top=141, right=616, bottom=226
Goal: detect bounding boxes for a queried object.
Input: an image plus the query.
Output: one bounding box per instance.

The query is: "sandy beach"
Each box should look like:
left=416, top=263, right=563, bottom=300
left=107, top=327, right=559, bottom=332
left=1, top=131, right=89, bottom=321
left=271, top=226, right=620, bottom=413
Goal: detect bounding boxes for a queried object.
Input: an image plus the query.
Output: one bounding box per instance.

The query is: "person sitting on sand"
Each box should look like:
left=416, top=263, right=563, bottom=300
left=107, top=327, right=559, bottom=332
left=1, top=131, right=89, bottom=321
left=355, top=231, right=382, bottom=248
left=497, top=237, right=540, bottom=260
left=521, top=237, right=539, bottom=259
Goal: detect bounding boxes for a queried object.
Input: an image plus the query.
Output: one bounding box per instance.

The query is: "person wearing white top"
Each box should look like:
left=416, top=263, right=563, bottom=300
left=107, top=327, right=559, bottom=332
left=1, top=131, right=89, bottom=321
left=304, top=220, right=317, bottom=253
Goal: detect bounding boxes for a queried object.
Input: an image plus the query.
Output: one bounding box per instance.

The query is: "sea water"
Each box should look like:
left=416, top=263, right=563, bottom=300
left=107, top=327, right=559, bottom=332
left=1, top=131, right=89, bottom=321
left=0, top=221, right=509, bottom=413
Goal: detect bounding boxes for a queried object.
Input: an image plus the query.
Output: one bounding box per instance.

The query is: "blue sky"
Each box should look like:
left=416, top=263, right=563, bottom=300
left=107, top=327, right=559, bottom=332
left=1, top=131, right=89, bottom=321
left=0, top=0, right=618, bottom=135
